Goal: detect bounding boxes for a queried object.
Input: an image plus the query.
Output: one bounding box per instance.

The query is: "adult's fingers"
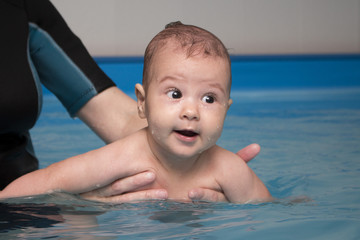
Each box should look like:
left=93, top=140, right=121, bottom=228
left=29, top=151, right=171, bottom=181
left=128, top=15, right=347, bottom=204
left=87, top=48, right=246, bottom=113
left=81, top=171, right=158, bottom=199
left=82, top=188, right=168, bottom=203
left=110, top=171, right=156, bottom=196
left=188, top=188, right=228, bottom=202
left=236, top=143, right=261, bottom=163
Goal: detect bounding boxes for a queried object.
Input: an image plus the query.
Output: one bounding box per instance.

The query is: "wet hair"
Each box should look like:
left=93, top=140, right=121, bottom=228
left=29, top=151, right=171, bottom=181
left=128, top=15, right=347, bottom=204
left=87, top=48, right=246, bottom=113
left=142, top=21, right=231, bottom=90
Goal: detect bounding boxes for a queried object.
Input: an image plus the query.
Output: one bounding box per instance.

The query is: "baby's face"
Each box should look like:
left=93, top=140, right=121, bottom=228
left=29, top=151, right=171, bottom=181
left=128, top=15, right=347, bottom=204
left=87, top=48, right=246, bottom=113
left=142, top=43, right=232, bottom=160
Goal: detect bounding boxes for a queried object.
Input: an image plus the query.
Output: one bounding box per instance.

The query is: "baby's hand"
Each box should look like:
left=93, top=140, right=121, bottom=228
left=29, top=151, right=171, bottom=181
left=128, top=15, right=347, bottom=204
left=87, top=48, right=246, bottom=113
left=80, top=171, right=168, bottom=202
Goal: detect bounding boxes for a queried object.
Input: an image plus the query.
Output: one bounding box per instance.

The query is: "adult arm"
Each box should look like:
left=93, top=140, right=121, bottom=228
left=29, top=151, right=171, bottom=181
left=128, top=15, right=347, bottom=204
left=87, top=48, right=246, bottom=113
left=26, top=0, right=145, bottom=143
left=77, top=86, right=147, bottom=143
left=24, top=0, right=161, bottom=199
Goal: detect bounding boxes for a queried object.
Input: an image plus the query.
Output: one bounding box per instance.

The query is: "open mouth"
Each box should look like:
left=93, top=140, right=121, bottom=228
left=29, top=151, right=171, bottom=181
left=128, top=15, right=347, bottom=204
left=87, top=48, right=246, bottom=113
left=174, top=130, right=199, bottom=137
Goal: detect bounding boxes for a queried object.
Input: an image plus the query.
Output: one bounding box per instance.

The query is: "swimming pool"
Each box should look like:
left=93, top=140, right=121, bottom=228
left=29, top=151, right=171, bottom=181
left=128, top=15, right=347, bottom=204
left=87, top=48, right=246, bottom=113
left=1, top=55, right=360, bottom=239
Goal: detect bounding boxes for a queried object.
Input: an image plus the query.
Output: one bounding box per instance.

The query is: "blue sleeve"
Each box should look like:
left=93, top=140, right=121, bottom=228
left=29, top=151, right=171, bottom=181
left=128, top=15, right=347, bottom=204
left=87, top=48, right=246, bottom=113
left=28, top=23, right=99, bottom=117
left=25, top=0, right=115, bottom=117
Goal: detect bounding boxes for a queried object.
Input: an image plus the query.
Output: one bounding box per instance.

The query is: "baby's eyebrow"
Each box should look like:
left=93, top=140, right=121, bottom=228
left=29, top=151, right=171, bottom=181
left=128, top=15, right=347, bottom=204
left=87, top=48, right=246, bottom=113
left=158, top=75, right=182, bottom=85
left=205, top=82, right=226, bottom=95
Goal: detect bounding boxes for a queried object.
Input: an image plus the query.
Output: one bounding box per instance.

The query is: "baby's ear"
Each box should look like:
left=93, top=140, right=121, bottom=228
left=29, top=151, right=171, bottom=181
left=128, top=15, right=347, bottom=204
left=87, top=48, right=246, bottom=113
left=135, top=84, right=146, bottom=119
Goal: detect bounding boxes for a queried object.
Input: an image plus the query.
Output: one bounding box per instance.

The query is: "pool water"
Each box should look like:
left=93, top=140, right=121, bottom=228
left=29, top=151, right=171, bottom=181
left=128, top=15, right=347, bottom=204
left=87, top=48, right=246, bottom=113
left=1, top=86, right=359, bottom=239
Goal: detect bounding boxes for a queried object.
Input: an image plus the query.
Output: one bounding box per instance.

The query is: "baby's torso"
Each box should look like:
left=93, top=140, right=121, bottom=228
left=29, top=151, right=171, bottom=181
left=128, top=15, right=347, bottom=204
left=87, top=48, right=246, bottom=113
left=148, top=167, right=222, bottom=202
left=114, top=129, right=227, bottom=202
left=135, top=148, right=222, bottom=200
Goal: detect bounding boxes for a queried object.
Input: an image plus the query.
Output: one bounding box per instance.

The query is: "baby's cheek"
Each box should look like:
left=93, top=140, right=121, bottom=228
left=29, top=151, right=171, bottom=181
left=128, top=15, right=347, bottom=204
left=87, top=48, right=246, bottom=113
left=148, top=124, right=163, bottom=142
left=205, top=117, right=224, bottom=142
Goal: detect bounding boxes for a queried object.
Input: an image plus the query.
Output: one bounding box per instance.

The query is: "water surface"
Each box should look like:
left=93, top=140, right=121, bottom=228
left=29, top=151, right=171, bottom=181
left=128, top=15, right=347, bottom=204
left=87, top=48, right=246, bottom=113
left=1, top=88, right=359, bottom=239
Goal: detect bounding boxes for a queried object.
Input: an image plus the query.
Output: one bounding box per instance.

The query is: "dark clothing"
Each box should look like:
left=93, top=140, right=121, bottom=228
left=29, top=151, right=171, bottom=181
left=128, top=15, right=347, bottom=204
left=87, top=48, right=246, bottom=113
left=0, top=0, right=115, bottom=189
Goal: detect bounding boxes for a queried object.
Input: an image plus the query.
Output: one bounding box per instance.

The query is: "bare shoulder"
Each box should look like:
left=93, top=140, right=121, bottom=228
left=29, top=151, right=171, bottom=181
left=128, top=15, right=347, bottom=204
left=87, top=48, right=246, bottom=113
left=209, top=145, right=248, bottom=172
left=204, top=145, right=251, bottom=184
left=209, top=145, right=271, bottom=203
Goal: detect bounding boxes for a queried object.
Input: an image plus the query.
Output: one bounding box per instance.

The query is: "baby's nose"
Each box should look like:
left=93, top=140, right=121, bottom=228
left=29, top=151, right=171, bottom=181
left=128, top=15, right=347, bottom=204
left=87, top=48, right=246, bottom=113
left=180, top=103, right=200, bottom=121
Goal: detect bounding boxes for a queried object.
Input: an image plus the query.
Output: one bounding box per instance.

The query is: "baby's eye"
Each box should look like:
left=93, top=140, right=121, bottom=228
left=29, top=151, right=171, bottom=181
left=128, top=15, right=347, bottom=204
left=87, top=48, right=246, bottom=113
left=202, top=95, right=215, bottom=104
left=167, top=89, right=182, bottom=99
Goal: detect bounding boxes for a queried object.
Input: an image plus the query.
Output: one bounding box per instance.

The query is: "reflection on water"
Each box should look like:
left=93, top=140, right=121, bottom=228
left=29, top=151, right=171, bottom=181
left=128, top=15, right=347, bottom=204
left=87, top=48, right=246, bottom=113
left=0, top=192, right=316, bottom=239
left=0, top=203, right=63, bottom=232
left=0, top=193, right=109, bottom=239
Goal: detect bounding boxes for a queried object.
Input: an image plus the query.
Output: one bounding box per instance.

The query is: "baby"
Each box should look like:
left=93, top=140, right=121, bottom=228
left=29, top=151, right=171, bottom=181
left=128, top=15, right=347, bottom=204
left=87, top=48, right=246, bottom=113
left=0, top=22, right=271, bottom=203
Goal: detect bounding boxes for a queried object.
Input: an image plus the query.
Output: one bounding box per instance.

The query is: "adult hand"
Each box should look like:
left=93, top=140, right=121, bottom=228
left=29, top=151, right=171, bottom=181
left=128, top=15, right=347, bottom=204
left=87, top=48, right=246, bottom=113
left=188, top=143, right=261, bottom=202
left=80, top=171, right=168, bottom=203
left=235, top=143, right=261, bottom=164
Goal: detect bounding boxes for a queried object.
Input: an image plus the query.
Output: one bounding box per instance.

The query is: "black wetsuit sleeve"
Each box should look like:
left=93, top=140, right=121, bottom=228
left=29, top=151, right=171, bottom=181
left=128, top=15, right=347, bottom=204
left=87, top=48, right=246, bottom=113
left=24, top=0, right=116, bottom=116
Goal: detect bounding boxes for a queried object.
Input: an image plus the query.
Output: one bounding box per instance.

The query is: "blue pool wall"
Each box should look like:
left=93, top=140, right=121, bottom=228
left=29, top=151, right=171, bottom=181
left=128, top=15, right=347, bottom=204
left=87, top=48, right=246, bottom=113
left=43, top=54, right=360, bottom=95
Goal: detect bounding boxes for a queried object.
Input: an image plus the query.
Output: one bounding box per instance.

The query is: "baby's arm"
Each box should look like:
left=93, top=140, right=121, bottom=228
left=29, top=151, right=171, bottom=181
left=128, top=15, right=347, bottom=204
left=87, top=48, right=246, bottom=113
left=216, top=148, right=271, bottom=203
left=0, top=142, right=132, bottom=199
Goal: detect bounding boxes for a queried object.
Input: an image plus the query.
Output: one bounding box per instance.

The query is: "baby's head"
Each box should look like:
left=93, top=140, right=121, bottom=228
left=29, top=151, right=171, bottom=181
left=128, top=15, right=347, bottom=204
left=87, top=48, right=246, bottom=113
left=136, top=22, right=232, bottom=160
left=142, top=21, right=231, bottom=92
